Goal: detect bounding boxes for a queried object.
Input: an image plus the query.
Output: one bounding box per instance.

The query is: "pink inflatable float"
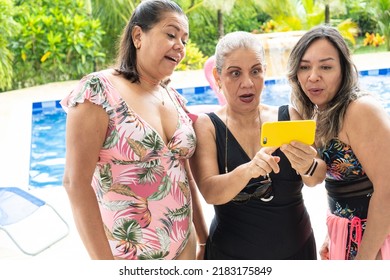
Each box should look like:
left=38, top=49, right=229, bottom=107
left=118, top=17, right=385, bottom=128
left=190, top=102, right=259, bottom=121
left=203, top=55, right=226, bottom=105
left=186, top=55, right=224, bottom=116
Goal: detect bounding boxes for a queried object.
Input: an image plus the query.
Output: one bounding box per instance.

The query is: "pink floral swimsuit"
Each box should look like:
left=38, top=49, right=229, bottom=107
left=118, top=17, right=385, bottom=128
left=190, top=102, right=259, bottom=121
left=61, top=71, right=196, bottom=259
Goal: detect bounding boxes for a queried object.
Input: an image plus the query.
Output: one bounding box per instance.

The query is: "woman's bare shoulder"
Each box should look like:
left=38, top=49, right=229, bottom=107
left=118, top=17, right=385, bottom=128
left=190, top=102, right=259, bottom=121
left=193, top=112, right=213, bottom=129
left=261, top=104, right=284, bottom=122
left=347, top=95, right=387, bottom=120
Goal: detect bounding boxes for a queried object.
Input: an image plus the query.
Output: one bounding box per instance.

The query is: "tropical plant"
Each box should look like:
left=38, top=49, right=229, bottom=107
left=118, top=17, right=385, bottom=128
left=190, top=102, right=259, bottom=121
left=363, top=32, right=386, bottom=47
left=0, top=0, right=20, bottom=91
left=176, top=40, right=208, bottom=71
left=183, top=0, right=267, bottom=56
left=344, top=0, right=378, bottom=36
left=88, top=0, right=139, bottom=66
left=88, top=0, right=210, bottom=69
left=202, top=0, right=236, bottom=38
left=254, top=0, right=359, bottom=46
left=367, top=0, right=390, bottom=51
left=253, top=0, right=324, bottom=31
left=10, top=0, right=106, bottom=90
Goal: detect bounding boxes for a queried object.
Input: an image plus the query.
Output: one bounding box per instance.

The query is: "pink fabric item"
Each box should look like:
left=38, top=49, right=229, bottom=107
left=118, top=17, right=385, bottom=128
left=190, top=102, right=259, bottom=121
left=327, top=212, right=390, bottom=259
left=204, top=55, right=226, bottom=105
left=380, top=235, right=390, bottom=259
left=326, top=212, right=349, bottom=259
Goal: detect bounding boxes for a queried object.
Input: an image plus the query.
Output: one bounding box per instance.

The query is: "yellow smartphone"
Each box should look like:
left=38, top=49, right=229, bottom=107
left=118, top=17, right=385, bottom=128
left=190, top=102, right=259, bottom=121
left=260, top=120, right=316, bottom=147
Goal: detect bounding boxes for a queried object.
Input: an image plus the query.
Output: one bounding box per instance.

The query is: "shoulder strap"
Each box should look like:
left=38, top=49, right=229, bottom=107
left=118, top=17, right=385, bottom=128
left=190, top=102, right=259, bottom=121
left=278, top=105, right=291, bottom=121
left=168, top=86, right=198, bottom=123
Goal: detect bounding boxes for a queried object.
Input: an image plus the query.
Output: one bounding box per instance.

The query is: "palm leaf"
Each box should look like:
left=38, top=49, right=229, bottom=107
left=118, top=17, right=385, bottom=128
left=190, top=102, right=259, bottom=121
left=147, top=175, right=172, bottom=201
left=103, top=128, right=119, bottom=149
left=99, top=163, right=112, bottom=192
left=110, top=183, right=137, bottom=197
left=142, top=130, right=164, bottom=151
left=167, top=204, right=191, bottom=222
left=112, top=218, right=142, bottom=243
left=100, top=199, right=136, bottom=211
left=156, top=227, right=170, bottom=252
left=127, top=138, right=147, bottom=160
left=337, top=19, right=359, bottom=46
left=103, top=223, right=115, bottom=240
left=138, top=250, right=169, bottom=260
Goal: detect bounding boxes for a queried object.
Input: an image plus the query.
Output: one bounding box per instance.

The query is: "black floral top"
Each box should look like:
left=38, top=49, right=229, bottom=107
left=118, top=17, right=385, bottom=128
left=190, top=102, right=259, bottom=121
left=321, top=138, right=373, bottom=260
left=321, top=138, right=365, bottom=182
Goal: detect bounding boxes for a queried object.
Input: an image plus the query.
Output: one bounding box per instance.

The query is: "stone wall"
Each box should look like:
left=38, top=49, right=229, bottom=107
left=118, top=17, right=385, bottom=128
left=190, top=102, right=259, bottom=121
left=256, top=31, right=305, bottom=78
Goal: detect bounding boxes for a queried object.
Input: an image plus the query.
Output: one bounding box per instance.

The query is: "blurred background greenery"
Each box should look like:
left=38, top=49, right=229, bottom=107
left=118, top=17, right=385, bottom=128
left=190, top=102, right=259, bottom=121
left=0, top=0, right=389, bottom=92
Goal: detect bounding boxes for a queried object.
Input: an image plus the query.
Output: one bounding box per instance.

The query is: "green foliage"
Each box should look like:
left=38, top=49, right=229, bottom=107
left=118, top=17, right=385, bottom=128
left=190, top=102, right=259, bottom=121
left=368, top=0, right=390, bottom=51
left=254, top=0, right=360, bottom=47
left=224, top=0, right=270, bottom=34
left=90, top=0, right=139, bottom=66
left=347, top=0, right=390, bottom=51
left=254, top=0, right=325, bottom=31
left=10, top=0, right=106, bottom=90
left=353, top=36, right=387, bottom=54
left=176, top=40, right=208, bottom=71
left=0, top=0, right=20, bottom=91
left=186, top=5, right=219, bottom=56
left=344, top=0, right=378, bottom=35
left=2, top=0, right=387, bottom=91
left=186, top=0, right=268, bottom=57
left=336, top=18, right=359, bottom=46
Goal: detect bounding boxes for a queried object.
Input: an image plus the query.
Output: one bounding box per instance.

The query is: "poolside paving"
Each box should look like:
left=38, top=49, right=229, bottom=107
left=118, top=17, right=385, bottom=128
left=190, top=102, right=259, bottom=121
left=0, top=51, right=389, bottom=260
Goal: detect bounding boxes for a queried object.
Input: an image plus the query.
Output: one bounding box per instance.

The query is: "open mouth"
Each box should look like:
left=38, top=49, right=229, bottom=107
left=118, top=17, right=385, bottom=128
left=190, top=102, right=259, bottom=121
left=239, top=93, right=255, bottom=103
left=165, top=55, right=179, bottom=63
left=308, top=88, right=323, bottom=96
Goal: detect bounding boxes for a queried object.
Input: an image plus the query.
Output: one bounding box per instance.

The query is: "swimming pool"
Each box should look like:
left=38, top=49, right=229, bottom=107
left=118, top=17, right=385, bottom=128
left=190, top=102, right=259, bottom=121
left=29, top=69, right=390, bottom=188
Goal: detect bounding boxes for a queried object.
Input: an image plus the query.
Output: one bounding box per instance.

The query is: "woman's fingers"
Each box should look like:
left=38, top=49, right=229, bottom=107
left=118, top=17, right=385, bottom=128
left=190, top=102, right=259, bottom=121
left=250, top=147, right=280, bottom=177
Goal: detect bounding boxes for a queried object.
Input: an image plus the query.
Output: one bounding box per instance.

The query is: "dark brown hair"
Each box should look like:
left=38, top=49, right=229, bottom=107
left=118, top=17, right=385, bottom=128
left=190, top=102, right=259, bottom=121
left=115, top=0, right=186, bottom=83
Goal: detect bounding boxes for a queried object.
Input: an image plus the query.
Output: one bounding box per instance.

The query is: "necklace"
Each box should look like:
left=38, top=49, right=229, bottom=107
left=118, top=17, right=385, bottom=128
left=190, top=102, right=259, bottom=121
left=139, top=75, right=165, bottom=106
left=156, top=86, right=165, bottom=106
left=225, top=108, right=262, bottom=173
left=148, top=86, right=165, bottom=106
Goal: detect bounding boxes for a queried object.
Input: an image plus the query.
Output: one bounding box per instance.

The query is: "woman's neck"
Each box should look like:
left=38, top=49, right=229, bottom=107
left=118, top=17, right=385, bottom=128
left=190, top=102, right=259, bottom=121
left=139, top=74, right=161, bottom=87
left=225, top=106, right=261, bottom=126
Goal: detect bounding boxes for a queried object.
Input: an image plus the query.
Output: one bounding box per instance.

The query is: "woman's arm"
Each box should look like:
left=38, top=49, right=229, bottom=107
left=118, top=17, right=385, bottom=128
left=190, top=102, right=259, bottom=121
left=185, top=160, right=208, bottom=260
left=319, top=234, right=330, bottom=260
left=343, top=96, right=390, bottom=259
left=63, top=100, right=113, bottom=259
left=280, top=106, right=326, bottom=187
left=190, top=113, right=279, bottom=205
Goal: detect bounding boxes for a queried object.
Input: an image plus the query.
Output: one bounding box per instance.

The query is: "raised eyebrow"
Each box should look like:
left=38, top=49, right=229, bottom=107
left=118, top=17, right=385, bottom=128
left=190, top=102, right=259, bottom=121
left=252, top=63, right=264, bottom=69
left=226, top=66, right=241, bottom=71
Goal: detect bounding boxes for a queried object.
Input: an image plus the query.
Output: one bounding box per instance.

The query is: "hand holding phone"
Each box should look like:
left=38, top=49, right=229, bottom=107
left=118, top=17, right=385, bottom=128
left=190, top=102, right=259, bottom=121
left=260, top=120, right=316, bottom=147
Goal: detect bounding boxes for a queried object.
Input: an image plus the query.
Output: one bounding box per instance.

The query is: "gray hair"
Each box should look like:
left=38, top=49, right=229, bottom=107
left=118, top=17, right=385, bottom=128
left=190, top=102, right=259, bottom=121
left=214, top=31, right=266, bottom=74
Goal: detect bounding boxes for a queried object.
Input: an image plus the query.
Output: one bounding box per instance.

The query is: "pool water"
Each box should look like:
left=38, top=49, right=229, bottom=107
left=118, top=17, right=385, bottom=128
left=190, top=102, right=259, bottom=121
left=29, top=71, right=390, bottom=188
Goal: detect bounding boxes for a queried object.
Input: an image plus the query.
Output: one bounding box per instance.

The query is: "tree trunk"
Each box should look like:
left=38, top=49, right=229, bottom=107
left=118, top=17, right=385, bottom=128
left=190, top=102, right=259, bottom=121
left=325, top=4, right=330, bottom=24
left=217, top=9, right=224, bottom=38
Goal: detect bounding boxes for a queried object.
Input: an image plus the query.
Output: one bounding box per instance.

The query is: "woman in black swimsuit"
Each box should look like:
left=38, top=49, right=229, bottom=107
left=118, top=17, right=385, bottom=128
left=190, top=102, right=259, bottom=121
left=190, top=31, right=326, bottom=259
